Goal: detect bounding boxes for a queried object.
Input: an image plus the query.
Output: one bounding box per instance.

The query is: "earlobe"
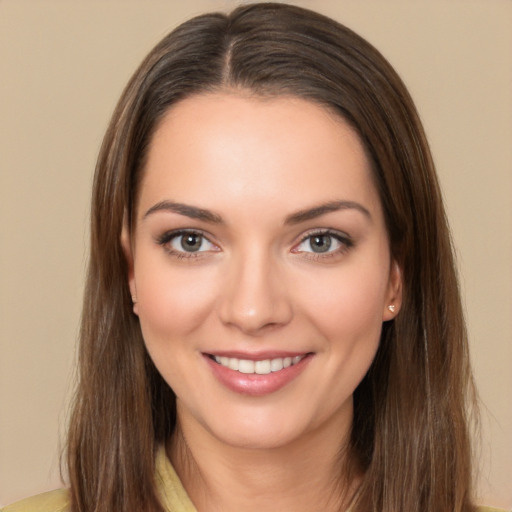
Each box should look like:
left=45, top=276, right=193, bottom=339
left=121, top=212, right=138, bottom=315
left=383, top=260, right=402, bottom=321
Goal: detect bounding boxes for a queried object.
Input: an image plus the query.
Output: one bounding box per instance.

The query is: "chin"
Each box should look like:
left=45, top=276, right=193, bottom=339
left=197, top=401, right=341, bottom=452
left=209, top=423, right=303, bottom=451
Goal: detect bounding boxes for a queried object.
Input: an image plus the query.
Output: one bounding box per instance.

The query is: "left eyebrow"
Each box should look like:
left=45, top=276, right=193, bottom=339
left=284, top=200, right=371, bottom=225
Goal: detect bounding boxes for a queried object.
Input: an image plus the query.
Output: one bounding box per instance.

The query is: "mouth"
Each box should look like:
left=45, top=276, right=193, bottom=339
left=204, top=351, right=313, bottom=395
left=208, top=354, right=308, bottom=375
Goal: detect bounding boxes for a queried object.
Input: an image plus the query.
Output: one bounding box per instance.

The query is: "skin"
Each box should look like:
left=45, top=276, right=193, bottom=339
left=123, top=93, right=402, bottom=512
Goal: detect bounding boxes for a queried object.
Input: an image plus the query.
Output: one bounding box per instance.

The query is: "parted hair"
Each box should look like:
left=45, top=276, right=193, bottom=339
left=67, top=3, right=478, bottom=511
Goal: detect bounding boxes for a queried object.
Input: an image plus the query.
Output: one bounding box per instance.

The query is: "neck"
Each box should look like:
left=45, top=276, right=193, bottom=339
left=168, top=404, right=361, bottom=512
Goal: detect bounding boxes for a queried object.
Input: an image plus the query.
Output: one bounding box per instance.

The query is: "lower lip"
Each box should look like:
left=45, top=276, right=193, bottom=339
left=204, top=354, right=313, bottom=396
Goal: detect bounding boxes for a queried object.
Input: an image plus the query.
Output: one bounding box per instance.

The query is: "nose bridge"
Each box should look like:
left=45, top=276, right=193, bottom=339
left=218, top=242, right=292, bottom=333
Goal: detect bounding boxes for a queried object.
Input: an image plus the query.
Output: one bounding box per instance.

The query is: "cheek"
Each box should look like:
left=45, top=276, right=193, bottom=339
left=134, top=257, right=218, bottom=340
left=295, top=257, right=390, bottom=345
left=298, top=262, right=389, bottom=402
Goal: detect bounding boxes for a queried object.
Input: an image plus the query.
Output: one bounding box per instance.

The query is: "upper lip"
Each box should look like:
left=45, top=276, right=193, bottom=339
left=204, top=350, right=312, bottom=361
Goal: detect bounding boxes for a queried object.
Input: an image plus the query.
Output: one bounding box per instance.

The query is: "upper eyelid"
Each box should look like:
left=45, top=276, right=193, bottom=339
left=296, top=228, right=352, bottom=243
left=157, top=228, right=214, bottom=243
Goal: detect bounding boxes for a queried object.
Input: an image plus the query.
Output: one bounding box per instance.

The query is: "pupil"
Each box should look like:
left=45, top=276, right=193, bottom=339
left=311, top=235, right=331, bottom=253
left=181, top=233, right=202, bottom=252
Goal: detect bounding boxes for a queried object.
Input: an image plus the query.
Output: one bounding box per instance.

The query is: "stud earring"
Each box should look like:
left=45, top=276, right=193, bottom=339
left=388, top=304, right=396, bottom=313
left=131, top=295, right=137, bottom=304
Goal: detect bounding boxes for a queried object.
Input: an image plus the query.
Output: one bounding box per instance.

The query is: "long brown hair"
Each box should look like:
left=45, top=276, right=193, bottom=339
left=67, top=3, right=478, bottom=511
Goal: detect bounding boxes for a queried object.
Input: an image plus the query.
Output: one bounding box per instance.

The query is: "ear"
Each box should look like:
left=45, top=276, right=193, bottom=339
left=382, top=259, right=402, bottom=321
left=121, top=212, right=138, bottom=315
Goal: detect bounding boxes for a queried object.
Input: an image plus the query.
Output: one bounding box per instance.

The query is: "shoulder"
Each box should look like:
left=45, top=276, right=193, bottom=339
left=1, top=489, right=69, bottom=512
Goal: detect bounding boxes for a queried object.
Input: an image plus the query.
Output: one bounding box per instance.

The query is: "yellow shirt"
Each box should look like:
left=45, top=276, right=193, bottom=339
left=1, top=449, right=506, bottom=512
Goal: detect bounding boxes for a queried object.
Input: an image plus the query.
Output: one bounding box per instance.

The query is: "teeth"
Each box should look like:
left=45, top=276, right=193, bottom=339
left=255, top=360, right=271, bottom=374
left=238, top=359, right=255, bottom=374
left=213, top=355, right=305, bottom=374
left=270, top=358, right=284, bottom=372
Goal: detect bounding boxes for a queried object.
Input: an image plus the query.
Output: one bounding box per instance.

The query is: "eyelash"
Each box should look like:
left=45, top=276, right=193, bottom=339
left=156, top=229, right=354, bottom=260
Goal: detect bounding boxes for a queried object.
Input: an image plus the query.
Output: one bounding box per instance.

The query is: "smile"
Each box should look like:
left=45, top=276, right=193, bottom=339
left=211, top=355, right=305, bottom=374
left=205, top=352, right=313, bottom=396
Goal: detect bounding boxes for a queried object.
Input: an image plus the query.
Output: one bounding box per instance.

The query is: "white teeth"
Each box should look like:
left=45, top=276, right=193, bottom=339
left=238, top=360, right=255, bottom=374
left=255, top=360, right=271, bottom=374
left=213, top=355, right=306, bottom=374
left=270, top=358, right=284, bottom=372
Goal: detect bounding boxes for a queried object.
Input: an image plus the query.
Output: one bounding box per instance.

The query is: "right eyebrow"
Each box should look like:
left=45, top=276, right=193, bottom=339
left=142, top=200, right=224, bottom=224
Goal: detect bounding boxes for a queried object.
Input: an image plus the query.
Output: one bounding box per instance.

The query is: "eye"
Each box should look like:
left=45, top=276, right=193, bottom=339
left=172, top=232, right=210, bottom=252
left=157, top=230, right=218, bottom=256
left=293, top=230, right=352, bottom=255
left=302, top=234, right=335, bottom=253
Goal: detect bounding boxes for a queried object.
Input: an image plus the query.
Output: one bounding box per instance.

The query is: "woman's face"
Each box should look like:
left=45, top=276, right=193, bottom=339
left=124, top=93, right=401, bottom=450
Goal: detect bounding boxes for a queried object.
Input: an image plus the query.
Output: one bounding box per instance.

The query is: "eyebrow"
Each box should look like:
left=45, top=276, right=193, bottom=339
left=143, top=201, right=223, bottom=224
left=143, top=199, right=371, bottom=225
left=284, top=200, right=371, bottom=225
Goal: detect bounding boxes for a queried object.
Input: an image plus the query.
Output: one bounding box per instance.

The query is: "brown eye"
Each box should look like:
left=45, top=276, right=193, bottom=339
left=180, top=233, right=204, bottom=252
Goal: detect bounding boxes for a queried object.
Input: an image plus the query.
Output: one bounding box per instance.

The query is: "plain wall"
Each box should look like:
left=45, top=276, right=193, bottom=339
left=1, top=0, right=511, bottom=508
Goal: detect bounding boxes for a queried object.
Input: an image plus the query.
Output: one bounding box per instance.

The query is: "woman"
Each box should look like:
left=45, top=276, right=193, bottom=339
left=3, top=3, right=503, bottom=512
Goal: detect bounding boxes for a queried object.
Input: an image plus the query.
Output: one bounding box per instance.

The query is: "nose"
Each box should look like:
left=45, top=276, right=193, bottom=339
left=217, top=248, right=293, bottom=335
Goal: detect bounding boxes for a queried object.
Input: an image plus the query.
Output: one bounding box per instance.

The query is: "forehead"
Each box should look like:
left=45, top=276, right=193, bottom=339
left=138, top=92, right=381, bottom=222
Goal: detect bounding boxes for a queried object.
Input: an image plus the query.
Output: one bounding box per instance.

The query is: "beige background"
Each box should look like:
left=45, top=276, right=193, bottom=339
left=1, top=0, right=511, bottom=508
